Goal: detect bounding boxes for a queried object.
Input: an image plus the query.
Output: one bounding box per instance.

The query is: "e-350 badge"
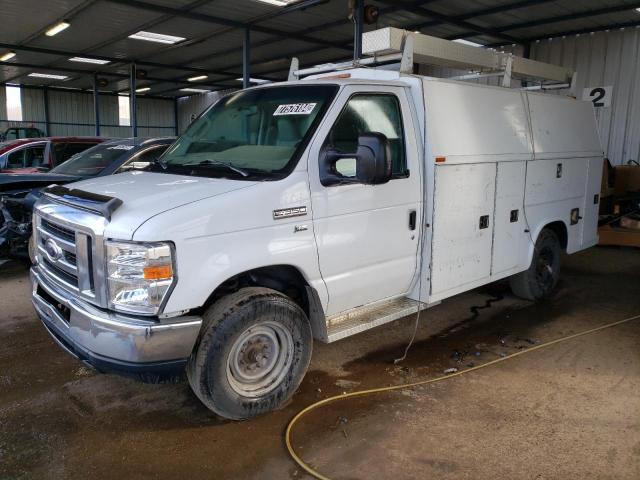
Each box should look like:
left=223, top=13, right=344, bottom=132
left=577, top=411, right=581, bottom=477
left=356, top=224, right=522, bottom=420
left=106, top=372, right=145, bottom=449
left=273, top=206, right=307, bottom=220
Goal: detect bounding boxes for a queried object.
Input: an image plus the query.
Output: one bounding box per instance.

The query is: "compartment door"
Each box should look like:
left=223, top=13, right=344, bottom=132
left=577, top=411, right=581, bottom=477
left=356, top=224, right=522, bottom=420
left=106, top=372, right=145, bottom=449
left=492, top=161, right=527, bottom=276
left=430, top=163, right=496, bottom=299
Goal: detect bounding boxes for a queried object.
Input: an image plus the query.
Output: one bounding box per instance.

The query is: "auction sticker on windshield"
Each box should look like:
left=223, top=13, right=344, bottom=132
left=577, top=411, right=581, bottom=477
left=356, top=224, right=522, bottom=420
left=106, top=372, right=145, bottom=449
left=273, top=103, right=317, bottom=116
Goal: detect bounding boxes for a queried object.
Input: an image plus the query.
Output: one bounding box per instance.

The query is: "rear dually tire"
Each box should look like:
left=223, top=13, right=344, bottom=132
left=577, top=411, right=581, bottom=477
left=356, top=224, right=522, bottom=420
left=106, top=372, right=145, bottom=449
left=510, top=228, right=562, bottom=301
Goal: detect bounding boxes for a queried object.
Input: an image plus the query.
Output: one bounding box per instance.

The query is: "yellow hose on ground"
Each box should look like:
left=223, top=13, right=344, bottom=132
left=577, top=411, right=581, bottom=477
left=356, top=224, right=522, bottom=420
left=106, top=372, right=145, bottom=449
left=285, top=313, right=640, bottom=480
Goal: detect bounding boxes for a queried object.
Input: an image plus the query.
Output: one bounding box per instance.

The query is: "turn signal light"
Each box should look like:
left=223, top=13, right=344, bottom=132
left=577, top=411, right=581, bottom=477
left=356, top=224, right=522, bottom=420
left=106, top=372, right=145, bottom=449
left=143, top=264, right=173, bottom=280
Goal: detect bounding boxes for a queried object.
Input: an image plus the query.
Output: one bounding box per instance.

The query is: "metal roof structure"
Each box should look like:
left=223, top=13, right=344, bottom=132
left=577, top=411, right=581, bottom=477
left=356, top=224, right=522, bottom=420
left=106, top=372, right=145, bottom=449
left=1, top=0, right=639, bottom=98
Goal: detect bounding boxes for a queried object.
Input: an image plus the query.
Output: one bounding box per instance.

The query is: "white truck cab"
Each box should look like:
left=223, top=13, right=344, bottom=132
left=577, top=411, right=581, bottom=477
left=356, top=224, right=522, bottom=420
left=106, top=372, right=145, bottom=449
left=30, top=30, right=603, bottom=419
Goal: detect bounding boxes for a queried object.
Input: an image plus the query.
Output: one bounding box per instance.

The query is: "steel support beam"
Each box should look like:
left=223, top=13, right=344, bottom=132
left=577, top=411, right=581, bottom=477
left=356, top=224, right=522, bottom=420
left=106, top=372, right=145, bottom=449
left=93, top=73, right=101, bottom=136
left=0, top=42, right=239, bottom=77
left=105, top=0, right=351, bottom=52
left=454, top=2, right=640, bottom=41
left=174, top=97, right=180, bottom=135
left=353, top=0, right=364, bottom=61
left=410, top=0, right=556, bottom=34
left=375, top=0, right=522, bottom=43
left=42, top=87, right=50, bottom=136
left=489, top=20, right=640, bottom=48
left=157, top=0, right=438, bottom=81
left=130, top=64, right=137, bottom=137
left=243, top=28, right=251, bottom=89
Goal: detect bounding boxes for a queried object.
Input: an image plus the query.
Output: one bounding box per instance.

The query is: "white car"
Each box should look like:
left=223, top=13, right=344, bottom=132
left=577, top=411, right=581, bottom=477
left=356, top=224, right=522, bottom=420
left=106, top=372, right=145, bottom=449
left=30, top=63, right=602, bottom=419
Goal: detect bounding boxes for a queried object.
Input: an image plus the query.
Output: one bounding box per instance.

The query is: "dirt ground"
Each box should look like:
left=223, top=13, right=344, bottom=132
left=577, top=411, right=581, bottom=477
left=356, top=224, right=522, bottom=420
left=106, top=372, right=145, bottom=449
left=1, top=247, right=639, bottom=480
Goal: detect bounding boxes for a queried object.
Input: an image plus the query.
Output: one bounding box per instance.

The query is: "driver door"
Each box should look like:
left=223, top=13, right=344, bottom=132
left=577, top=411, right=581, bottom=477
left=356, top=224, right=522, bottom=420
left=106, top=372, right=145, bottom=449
left=308, top=85, right=422, bottom=316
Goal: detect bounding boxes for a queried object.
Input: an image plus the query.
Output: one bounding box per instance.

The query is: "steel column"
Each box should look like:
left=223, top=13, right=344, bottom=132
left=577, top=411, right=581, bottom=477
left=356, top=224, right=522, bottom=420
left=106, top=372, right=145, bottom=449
left=93, top=73, right=101, bottom=136
left=174, top=97, right=179, bottom=135
left=353, top=0, right=364, bottom=61
left=42, top=87, right=50, bottom=136
left=130, top=63, right=137, bottom=137
left=243, top=28, right=251, bottom=89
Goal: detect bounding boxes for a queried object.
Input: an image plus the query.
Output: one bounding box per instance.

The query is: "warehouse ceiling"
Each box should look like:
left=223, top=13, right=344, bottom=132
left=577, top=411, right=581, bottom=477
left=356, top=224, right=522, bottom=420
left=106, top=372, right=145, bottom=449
left=1, top=0, right=639, bottom=98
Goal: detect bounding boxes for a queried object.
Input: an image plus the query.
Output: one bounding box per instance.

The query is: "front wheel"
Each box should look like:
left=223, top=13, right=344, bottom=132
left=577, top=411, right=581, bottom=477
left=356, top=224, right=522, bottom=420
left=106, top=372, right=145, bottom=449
left=187, top=287, right=312, bottom=420
left=510, top=228, right=562, bottom=301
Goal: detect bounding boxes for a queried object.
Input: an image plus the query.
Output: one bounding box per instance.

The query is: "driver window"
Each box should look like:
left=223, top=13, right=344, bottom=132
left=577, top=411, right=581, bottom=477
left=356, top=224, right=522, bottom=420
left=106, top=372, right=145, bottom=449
left=325, top=93, right=407, bottom=177
left=7, top=149, right=25, bottom=168
left=24, top=145, right=46, bottom=168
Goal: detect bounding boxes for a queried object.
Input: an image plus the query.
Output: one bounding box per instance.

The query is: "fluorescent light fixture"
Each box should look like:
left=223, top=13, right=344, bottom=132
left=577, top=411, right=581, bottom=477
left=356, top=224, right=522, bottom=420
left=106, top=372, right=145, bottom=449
left=636, top=7, right=640, bottom=12
left=187, top=75, right=208, bottom=82
left=69, top=56, right=110, bottom=65
left=1, top=51, right=16, bottom=61
left=136, top=87, right=151, bottom=93
left=28, top=72, right=68, bottom=80
left=235, top=77, right=270, bottom=84
left=258, top=0, right=293, bottom=7
left=45, top=21, right=70, bottom=36
left=128, top=31, right=186, bottom=44
left=453, top=39, right=484, bottom=47
left=254, top=0, right=301, bottom=5
left=180, top=88, right=210, bottom=93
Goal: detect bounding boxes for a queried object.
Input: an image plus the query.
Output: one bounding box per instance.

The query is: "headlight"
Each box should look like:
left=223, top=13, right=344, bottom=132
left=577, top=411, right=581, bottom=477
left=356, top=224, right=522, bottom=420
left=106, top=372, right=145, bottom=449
left=106, top=240, right=176, bottom=315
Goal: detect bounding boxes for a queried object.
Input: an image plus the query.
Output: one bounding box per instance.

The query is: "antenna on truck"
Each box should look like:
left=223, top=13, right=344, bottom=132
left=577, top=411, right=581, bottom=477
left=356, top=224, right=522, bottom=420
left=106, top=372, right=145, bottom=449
left=289, top=27, right=575, bottom=92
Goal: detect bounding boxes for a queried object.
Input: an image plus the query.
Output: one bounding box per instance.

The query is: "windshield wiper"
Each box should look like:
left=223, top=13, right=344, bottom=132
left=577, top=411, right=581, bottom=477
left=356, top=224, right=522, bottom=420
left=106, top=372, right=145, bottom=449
left=183, top=160, right=249, bottom=177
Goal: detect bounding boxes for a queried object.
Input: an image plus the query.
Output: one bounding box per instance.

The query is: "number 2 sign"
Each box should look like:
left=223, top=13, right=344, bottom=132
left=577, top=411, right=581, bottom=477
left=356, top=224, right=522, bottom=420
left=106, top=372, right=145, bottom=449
left=582, top=86, right=613, bottom=108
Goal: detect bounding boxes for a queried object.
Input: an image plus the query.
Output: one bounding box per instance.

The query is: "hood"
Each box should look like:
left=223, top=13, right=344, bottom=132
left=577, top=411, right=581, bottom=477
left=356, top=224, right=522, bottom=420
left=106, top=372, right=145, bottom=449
left=68, top=171, right=258, bottom=239
left=0, top=167, right=44, bottom=174
left=0, top=172, right=82, bottom=195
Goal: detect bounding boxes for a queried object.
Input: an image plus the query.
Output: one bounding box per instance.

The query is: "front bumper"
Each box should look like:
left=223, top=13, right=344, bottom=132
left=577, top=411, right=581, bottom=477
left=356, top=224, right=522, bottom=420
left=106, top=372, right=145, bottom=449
left=30, top=266, right=202, bottom=378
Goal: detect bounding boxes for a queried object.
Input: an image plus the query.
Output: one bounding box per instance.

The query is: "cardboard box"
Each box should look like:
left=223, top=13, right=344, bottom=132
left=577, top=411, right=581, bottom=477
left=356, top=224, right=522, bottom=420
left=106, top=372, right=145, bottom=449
left=598, top=224, right=640, bottom=248
left=601, top=158, right=613, bottom=198
left=614, top=164, right=640, bottom=196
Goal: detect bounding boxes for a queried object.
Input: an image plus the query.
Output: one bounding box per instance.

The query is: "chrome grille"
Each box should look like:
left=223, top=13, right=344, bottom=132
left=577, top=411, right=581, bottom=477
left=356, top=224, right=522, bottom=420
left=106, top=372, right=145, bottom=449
left=35, top=214, right=95, bottom=300
left=41, top=218, right=75, bottom=243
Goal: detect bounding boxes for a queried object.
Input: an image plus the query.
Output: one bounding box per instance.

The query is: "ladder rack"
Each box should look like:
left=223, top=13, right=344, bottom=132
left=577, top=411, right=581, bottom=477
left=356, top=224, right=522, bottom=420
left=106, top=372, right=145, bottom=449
left=290, top=27, right=575, bottom=91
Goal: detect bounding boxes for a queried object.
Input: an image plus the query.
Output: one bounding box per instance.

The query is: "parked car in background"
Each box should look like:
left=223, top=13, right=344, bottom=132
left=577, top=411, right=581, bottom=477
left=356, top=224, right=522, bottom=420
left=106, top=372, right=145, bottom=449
left=0, top=137, right=174, bottom=260
left=0, top=126, right=46, bottom=141
left=0, top=136, right=105, bottom=173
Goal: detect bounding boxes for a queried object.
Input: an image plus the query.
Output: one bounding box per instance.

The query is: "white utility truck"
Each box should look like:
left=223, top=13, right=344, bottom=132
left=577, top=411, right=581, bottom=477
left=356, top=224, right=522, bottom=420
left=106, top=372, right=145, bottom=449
left=30, top=29, right=603, bottom=419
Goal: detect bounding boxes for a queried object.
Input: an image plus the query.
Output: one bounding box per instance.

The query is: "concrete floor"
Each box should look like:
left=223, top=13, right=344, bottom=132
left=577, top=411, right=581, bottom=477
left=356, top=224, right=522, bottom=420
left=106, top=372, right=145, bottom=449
left=1, top=247, right=639, bottom=480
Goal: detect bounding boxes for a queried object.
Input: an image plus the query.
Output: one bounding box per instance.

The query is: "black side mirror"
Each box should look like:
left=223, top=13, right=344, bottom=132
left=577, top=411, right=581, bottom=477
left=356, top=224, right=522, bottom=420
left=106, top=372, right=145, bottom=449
left=320, top=132, right=392, bottom=187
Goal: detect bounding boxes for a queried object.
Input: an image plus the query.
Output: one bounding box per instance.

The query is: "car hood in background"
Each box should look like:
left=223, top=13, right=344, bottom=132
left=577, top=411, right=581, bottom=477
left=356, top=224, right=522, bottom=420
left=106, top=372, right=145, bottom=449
left=0, top=172, right=82, bottom=194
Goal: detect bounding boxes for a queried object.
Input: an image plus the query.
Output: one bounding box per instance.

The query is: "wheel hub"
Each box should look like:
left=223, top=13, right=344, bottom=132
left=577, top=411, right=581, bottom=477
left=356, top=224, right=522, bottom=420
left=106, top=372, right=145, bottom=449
left=536, top=246, right=555, bottom=288
left=227, top=322, right=293, bottom=398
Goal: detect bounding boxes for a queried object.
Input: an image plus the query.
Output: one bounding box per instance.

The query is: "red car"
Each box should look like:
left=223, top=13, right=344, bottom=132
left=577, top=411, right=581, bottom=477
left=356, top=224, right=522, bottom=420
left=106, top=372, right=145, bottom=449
left=0, top=137, right=106, bottom=174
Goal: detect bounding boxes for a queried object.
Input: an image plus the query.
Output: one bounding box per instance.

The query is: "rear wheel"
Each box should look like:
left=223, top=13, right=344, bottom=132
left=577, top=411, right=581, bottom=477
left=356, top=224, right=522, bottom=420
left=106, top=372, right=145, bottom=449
left=510, top=228, right=562, bottom=301
left=187, top=287, right=312, bottom=420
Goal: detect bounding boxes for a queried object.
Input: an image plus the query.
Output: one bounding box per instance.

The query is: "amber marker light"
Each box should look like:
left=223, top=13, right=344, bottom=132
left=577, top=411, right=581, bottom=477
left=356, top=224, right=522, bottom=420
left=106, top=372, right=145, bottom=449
left=143, top=264, right=173, bottom=280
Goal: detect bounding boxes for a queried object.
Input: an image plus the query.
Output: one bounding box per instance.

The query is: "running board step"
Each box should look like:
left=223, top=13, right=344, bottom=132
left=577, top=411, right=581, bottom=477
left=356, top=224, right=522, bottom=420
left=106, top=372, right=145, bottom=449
left=325, top=297, right=428, bottom=343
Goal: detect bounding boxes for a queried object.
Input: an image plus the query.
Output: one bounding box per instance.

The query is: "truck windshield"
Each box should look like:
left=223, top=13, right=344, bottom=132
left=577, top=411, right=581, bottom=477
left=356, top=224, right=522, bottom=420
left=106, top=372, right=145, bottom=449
left=159, top=85, right=338, bottom=180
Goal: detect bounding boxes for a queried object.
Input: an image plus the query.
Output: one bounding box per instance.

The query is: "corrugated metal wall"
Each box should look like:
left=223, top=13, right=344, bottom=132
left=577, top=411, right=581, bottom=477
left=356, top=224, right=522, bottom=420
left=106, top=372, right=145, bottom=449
left=530, top=28, right=640, bottom=166
left=0, top=86, right=176, bottom=139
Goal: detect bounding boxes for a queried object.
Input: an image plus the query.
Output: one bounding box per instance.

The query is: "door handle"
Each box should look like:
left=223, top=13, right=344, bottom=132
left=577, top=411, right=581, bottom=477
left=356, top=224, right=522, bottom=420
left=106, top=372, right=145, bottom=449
left=409, top=210, right=417, bottom=230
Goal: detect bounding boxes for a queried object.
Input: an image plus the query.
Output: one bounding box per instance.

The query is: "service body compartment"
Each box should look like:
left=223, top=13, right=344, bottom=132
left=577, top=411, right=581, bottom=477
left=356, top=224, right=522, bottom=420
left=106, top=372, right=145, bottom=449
left=492, top=161, right=527, bottom=276
left=430, top=163, right=496, bottom=299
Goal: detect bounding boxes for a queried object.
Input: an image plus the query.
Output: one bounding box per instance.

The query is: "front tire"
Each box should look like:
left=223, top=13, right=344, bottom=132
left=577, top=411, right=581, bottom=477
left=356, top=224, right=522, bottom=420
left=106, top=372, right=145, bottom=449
left=187, top=287, right=312, bottom=420
left=510, top=228, right=562, bottom=301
